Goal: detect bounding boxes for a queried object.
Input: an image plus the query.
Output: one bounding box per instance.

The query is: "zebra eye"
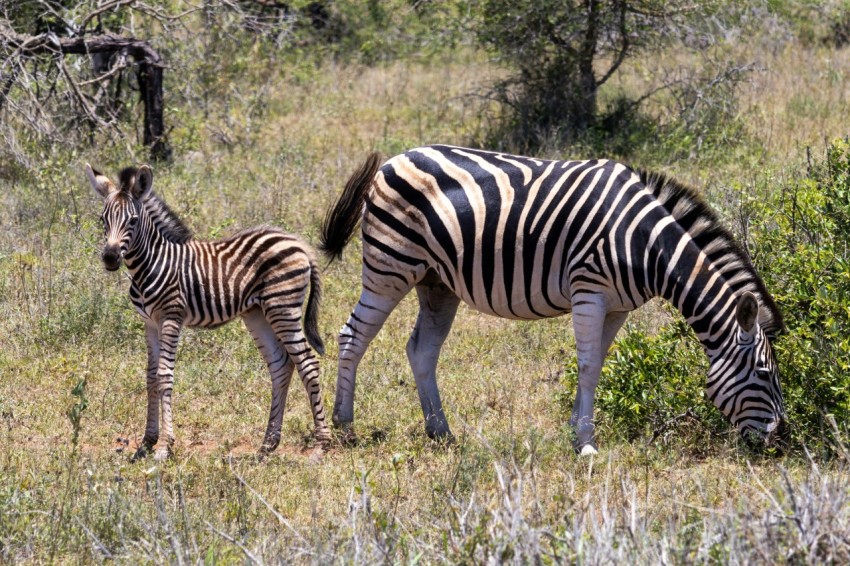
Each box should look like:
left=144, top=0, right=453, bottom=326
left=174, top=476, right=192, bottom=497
left=128, top=216, right=138, bottom=227
left=754, top=369, right=771, bottom=381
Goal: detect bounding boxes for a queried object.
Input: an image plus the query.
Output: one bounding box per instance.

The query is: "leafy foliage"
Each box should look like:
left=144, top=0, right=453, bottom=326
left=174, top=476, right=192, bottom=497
left=469, top=0, right=756, bottom=153
left=471, top=0, right=653, bottom=150
left=747, top=139, right=850, bottom=453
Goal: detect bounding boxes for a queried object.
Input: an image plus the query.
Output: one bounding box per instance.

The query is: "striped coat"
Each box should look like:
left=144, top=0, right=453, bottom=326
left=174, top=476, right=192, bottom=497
left=321, top=145, right=787, bottom=453
left=88, top=164, right=329, bottom=461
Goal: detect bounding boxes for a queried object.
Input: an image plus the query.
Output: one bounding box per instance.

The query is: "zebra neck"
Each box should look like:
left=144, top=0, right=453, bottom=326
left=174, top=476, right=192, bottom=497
left=649, top=231, right=742, bottom=353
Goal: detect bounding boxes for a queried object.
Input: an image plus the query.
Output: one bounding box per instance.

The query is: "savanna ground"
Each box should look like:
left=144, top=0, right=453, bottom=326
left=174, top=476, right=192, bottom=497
left=2, top=2, right=850, bottom=563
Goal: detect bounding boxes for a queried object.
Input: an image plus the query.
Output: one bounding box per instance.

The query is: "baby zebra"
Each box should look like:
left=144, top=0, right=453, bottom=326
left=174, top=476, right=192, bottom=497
left=86, top=163, right=330, bottom=461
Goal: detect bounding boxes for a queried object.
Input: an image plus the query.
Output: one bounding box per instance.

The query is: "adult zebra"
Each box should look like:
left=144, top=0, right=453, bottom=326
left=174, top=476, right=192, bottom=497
left=320, top=145, right=788, bottom=454
left=86, top=164, right=329, bottom=461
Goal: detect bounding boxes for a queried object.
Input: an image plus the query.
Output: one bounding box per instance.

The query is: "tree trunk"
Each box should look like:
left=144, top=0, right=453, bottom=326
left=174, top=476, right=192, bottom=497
left=575, top=0, right=600, bottom=132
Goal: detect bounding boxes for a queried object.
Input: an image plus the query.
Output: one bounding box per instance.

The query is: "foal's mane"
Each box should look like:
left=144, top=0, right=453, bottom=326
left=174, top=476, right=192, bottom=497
left=119, top=167, right=193, bottom=244
left=638, top=169, right=784, bottom=337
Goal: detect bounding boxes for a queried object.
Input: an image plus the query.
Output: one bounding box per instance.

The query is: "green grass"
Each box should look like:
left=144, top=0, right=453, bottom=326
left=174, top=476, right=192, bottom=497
left=2, top=12, right=850, bottom=562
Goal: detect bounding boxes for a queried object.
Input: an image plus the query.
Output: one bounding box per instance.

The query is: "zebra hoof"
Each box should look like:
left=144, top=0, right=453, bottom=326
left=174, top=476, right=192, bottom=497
left=315, top=427, right=332, bottom=448
left=259, top=436, right=280, bottom=455
left=578, top=444, right=598, bottom=457
left=336, top=423, right=357, bottom=446
left=153, top=446, right=172, bottom=462
left=130, top=445, right=151, bottom=463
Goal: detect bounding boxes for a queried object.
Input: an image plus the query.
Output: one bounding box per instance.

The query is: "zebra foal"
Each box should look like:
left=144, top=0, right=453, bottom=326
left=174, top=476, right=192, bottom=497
left=321, top=145, right=789, bottom=454
left=86, top=163, right=330, bottom=461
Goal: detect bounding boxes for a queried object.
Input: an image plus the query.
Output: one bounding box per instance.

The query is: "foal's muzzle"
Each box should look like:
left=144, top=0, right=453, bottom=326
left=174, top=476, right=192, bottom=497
left=102, top=246, right=122, bottom=271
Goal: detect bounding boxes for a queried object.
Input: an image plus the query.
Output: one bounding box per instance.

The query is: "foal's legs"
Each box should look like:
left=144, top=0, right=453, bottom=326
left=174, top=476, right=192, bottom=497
left=131, top=321, right=161, bottom=462
left=243, top=307, right=296, bottom=454
left=263, top=305, right=330, bottom=443
left=154, top=317, right=183, bottom=462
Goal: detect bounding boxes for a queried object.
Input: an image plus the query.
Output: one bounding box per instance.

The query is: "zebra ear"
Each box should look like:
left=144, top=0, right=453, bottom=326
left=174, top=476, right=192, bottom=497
left=85, top=163, right=115, bottom=199
left=133, top=164, right=153, bottom=199
left=736, top=291, right=759, bottom=335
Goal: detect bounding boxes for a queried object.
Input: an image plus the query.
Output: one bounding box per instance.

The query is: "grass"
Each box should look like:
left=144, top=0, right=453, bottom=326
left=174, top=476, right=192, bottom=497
left=1, top=17, right=850, bottom=562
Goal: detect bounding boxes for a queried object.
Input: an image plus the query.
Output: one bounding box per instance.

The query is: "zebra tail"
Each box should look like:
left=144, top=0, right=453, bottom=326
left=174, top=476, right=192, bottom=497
left=319, top=152, right=382, bottom=263
left=304, top=255, right=325, bottom=356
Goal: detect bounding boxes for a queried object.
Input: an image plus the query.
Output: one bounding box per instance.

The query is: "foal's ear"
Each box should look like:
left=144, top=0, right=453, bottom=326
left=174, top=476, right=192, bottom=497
left=133, top=164, right=154, bottom=199
left=736, top=291, right=760, bottom=336
left=85, top=163, right=115, bottom=199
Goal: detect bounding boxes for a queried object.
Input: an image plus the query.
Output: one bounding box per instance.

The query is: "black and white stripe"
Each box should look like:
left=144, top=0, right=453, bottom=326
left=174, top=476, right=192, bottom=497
left=87, top=163, right=329, bottom=461
left=321, top=145, right=787, bottom=452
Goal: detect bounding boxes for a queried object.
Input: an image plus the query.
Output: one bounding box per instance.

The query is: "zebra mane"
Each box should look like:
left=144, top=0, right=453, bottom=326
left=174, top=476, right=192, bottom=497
left=638, top=169, right=785, bottom=337
left=118, top=166, right=193, bottom=244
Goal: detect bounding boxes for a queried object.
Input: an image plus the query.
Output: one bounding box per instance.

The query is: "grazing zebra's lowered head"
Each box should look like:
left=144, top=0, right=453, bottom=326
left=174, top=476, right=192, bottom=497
left=641, top=170, right=788, bottom=448
left=706, top=290, right=788, bottom=446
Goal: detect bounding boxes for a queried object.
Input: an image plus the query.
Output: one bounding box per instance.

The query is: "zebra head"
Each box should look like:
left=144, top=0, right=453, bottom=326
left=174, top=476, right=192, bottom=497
left=86, top=163, right=153, bottom=271
left=707, top=291, right=788, bottom=449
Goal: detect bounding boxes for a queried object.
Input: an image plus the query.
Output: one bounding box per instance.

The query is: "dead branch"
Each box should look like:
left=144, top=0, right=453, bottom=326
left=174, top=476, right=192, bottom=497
left=0, top=27, right=171, bottom=160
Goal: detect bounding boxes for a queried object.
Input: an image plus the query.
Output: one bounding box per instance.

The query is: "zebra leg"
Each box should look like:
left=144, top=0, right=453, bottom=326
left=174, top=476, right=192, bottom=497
left=242, top=307, right=294, bottom=455
left=407, top=280, right=460, bottom=441
left=600, top=312, right=628, bottom=354
left=154, top=317, right=183, bottom=462
left=569, top=310, right=629, bottom=454
left=334, top=287, right=407, bottom=438
left=264, top=306, right=330, bottom=445
left=568, top=296, right=609, bottom=455
left=132, top=321, right=161, bottom=462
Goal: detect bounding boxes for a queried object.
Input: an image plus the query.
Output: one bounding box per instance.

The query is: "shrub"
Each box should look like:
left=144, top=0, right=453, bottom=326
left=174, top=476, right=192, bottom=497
left=747, top=139, right=850, bottom=455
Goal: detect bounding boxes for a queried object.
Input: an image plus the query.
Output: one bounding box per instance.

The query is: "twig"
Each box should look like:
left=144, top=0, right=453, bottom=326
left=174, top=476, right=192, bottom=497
left=205, top=522, right=263, bottom=565
left=78, top=55, right=131, bottom=86
left=74, top=517, right=115, bottom=559
left=152, top=474, right=186, bottom=566
left=56, top=53, right=113, bottom=131
left=646, top=408, right=696, bottom=445
left=79, top=0, right=139, bottom=33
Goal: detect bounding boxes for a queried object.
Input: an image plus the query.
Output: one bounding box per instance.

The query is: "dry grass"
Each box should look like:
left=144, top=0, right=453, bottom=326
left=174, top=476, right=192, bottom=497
left=1, top=24, right=850, bottom=562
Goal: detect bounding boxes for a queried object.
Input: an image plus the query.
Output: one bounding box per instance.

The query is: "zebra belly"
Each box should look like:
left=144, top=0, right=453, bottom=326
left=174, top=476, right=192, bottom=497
left=427, top=262, right=572, bottom=320
left=459, top=294, right=571, bottom=320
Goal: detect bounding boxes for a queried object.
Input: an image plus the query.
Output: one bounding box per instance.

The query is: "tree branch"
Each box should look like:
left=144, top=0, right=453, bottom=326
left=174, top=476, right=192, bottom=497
left=596, top=0, right=630, bottom=87
left=79, top=0, right=139, bottom=34
left=1, top=27, right=171, bottom=159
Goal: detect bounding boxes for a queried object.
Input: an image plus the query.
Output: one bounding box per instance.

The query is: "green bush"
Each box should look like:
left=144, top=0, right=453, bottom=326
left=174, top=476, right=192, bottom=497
left=748, top=139, right=850, bottom=454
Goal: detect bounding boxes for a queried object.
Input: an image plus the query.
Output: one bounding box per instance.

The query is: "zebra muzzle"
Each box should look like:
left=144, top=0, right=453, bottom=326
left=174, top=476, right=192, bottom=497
left=770, top=416, right=791, bottom=450
left=102, top=246, right=122, bottom=271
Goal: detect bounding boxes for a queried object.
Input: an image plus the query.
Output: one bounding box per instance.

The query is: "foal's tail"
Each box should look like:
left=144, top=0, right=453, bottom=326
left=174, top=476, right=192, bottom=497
left=304, top=253, right=325, bottom=356
left=319, top=152, right=382, bottom=263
